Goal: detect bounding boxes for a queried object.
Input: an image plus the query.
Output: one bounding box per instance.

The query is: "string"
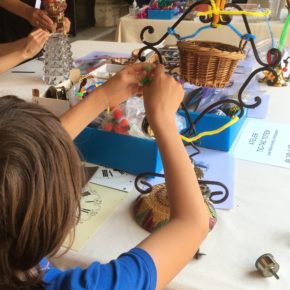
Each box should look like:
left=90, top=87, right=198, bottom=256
left=265, top=16, right=275, bottom=49
left=180, top=115, right=239, bottom=143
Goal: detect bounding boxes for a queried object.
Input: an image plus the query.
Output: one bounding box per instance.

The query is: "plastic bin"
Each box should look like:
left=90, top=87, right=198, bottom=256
left=75, top=127, right=162, bottom=175
left=147, top=9, right=176, bottom=20
left=178, top=109, right=248, bottom=151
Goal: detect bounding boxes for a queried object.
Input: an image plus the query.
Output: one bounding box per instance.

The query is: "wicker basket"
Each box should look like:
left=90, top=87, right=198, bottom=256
left=177, top=40, right=245, bottom=88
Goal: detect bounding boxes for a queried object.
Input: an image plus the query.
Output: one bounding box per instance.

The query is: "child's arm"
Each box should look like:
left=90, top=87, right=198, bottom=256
left=0, top=29, right=49, bottom=73
left=137, top=65, right=209, bottom=290
left=60, top=63, right=148, bottom=139
left=0, top=0, right=54, bottom=31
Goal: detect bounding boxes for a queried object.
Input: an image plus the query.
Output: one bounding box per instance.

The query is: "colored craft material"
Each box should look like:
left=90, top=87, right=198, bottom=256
left=140, top=64, right=153, bottom=86
left=197, top=0, right=270, bottom=18
left=278, top=14, right=290, bottom=52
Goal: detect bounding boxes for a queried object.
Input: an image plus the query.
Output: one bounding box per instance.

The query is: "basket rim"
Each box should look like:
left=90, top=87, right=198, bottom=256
left=177, top=40, right=245, bottom=60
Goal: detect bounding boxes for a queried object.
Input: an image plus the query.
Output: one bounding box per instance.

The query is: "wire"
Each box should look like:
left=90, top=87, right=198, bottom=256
left=180, top=115, right=240, bottom=143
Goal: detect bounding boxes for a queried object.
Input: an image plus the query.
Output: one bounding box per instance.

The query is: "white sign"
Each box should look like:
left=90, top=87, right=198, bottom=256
left=234, top=119, right=290, bottom=169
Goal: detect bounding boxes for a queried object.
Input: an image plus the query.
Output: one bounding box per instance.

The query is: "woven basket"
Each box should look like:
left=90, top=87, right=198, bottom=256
left=177, top=40, right=245, bottom=88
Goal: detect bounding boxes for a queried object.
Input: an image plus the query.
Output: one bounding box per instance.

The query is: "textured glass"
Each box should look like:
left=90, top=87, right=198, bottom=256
left=43, top=33, right=73, bottom=85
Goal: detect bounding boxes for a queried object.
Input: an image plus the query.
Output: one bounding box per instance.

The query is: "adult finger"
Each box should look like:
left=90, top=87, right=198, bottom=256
left=39, top=11, right=54, bottom=26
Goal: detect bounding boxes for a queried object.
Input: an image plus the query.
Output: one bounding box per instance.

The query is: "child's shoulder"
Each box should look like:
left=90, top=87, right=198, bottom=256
left=43, top=248, right=156, bottom=290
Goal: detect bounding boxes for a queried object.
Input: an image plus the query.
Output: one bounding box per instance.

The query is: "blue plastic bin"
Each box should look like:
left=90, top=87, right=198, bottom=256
left=75, top=110, right=247, bottom=175
left=75, top=128, right=162, bottom=175
left=178, top=109, right=248, bottom=152
left=147, top=9, right=176, bottom=19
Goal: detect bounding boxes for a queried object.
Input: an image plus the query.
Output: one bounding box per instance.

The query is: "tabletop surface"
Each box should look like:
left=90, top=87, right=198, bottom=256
left=1, top=40, right=290, bottom=290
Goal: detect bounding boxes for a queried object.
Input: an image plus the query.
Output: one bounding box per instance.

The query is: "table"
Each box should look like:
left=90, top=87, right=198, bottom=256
left=1, top=41, right=290, bottom=290
left=117, top=14, right=290, bottom=48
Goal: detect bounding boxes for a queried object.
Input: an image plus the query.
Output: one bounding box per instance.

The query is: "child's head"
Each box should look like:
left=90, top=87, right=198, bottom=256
left=0, top=96, right=83, bottom=288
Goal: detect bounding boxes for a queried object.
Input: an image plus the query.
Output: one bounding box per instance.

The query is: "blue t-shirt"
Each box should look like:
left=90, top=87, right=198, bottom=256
left=42, top=248, right=157, bottom=290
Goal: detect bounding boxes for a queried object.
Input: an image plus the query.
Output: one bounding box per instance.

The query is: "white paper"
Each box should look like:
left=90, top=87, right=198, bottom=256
left=234, top=119, right=290, bottom=169
left=89, top=165, right=135, bottom=192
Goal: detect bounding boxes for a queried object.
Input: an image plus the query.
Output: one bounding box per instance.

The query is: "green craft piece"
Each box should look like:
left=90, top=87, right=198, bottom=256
left=279, top=14, right=290, bottom=52
left=146, top=64, right=151, bottom=72
left=76, top=92, right=84, bottom=97
left=140, top=76, right=152, bottom=86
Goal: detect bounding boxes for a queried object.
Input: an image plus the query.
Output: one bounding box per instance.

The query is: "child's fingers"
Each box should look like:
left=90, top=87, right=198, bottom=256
left=154, top=64, right=165, bottom=77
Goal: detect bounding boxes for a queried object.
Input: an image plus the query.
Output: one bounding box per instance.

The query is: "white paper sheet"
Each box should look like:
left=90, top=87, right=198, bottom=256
left=234, top=119, right=290, bottom=169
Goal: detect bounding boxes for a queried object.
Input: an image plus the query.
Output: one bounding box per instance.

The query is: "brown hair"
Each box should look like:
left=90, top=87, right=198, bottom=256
left=0, top=96, right=84, bottom=289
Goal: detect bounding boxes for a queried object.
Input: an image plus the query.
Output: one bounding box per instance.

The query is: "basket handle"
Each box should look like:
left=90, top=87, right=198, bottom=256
left=238, top=37, right=248, bottom=52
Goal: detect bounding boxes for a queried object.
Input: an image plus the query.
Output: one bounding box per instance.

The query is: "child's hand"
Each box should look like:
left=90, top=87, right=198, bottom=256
left=143, top=64, right=184, bottom=132
left=22, top=29, right=50, bottom=60
left=27, top=7, right=54, bottom=32
left=102, top=63, right=153, bottom=108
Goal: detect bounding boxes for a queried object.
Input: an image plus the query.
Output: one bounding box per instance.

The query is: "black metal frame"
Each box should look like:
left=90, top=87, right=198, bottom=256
left=137, top=1, right=282, bottom=129
left=134, top=172, right=229, bottom=204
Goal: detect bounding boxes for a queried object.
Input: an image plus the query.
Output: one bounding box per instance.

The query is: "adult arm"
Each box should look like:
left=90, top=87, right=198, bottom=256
left=137, top=65, right=209, bottom=290
left=0, top=39, right=25, bottom=56
left=0, top=0, right=54, bottom=31
left=0, top=29, right=49, bottom=73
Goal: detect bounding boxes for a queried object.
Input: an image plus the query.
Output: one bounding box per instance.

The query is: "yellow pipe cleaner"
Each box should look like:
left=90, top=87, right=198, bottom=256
left=197, top=0, right=270, bottom=18
left=180, top=115, right=240, bottom=143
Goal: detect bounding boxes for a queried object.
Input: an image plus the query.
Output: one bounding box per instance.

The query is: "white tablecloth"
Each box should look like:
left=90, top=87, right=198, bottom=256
left=1, top=41, right=290, bottom=290
left=117, top=15, right=290, bottom=48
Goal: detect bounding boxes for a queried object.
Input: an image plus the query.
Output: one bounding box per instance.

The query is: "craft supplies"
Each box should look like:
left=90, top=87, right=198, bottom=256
left=140, top=64, right=153, bottom=86
left=129, top=0, right=139, bottom=17
left=255, top=254, right=280, bottom=279
left=100, top=107, right=131, bottom=135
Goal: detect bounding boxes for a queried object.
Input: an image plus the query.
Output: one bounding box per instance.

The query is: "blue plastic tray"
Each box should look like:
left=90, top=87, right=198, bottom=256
left=75, top=128, right=162, bottom=175
left=178, top=109, right=248, bottom=152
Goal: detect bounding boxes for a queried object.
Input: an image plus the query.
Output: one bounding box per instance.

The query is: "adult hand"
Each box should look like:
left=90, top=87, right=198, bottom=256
left=102, top=63, right=154, bottom=108
left=143, top=64, right=184, bottom=131
left=27, top=7, right=54, bottom=31
left=57, top=17, right=71, bottom=34
left=22, top=29, right=50, bottom=60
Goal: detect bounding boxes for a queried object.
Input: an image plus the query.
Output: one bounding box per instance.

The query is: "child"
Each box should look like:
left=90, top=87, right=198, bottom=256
left=0, top=63, right=209, bottom=290
left=0, top=28, right=49, bottom=73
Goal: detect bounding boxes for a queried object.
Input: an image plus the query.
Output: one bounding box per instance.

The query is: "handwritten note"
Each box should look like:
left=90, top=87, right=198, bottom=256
left=234, top=119, right=290, bottom=169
